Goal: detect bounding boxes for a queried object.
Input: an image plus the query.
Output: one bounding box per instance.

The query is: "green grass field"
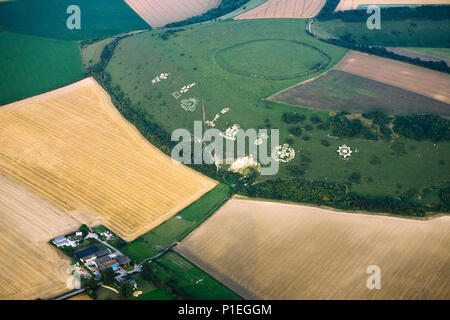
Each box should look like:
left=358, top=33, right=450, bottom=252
left=123, top=184, right=230, bottom=262
left=152, top=251, right=241, bottom=300
left=86, top=18, right=450, bottom=208
left=0, top=0, right=149, bottom=41
left=313, top=17, right=450, bottom=47
left=215, top=39, right=329, bottom=79
left=0, top=31, right=84, bottom=105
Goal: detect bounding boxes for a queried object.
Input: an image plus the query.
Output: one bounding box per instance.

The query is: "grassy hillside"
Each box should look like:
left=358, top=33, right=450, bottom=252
left=0, top=31, right=84, bottom=105
left=0, top=0, right=149, bottom=40
left=84, top=18, right=449, bottom=210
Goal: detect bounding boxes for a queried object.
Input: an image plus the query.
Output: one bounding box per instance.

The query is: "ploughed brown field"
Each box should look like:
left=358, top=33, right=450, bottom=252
left=269, top=69, right=450, bottom=115
left=235, top=0, right=326, bottom=19
left=124, top=0, right=221, bottom=28
left=335, top=0, right=450, bottom=11
left=335, top=50, right=450, bottom=104
left=176, top=199, right=450, bottom=299
left=0, top=78, right=216, bottom=242
left=0, top=174, right=80, bottom=300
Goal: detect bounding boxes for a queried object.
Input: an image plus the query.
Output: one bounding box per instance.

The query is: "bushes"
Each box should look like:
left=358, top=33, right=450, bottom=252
left=288, top=127, right=303, bottom=137
left=321, top=139, right=330, bottom=147
left=329, top=114, right=362, bottom=137
left=393, top=115, right=450, bottom=142
left=282, top=112, right=306, bottom=124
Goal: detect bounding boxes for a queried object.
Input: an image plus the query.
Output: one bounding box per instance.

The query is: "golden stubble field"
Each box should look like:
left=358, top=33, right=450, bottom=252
left=124, top=0, right=220, bottom=28
left=335, top=50, right=450, bottom=104
left=335, top=0, right=450, bottom=11
left=0, top=78, right=217, bottom=242
left=0, top=174, right=80, bottom=300
left=176, top=199, right=450, bottom=299
left=235, top=0, right=327, bottom=19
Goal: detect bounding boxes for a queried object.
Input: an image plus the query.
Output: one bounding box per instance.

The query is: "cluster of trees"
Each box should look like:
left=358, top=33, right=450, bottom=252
left=157, top=28, right=185, bottom=41
left=316, top=0, right=340, bottom=20
left=282, top=112, right=306, bottom=124
left=240, top=179, right=427, bottom=216
left=165, top=0, right=251, bottom=28
left=393, top=115, right=450, bottom=142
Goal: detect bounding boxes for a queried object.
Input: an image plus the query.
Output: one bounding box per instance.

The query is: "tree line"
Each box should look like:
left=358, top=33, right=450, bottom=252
left=240, top=179, right=429, bottom=216
left=165, top=0, right=251, bottom=28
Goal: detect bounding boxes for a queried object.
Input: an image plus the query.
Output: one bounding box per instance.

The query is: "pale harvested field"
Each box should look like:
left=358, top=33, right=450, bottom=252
left=124, top=0, right=221, bottom=28
left=0, top=174, right=80, bottom=300
left=335, top=50, right=450, bottom=104
left=0, top=78, right=217, bottom=242
left=336, top=0, right=450, bottom=11
left=235, top=0, right=326, bottom=19
left=176, top=199, right=450, bottom=299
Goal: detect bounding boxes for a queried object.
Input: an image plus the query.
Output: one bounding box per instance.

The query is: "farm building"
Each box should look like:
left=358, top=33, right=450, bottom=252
left=74, top=245, right=101, bottom=262
left=52, top=236, right=70, bottom=247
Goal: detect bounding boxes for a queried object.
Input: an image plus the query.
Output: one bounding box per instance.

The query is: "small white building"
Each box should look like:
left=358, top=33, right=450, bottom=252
left=53, top=236, right=70, bottom=247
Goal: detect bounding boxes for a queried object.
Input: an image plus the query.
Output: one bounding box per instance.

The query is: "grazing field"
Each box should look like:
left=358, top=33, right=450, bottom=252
left=176, top=199, right=450, bottom=299
left=0, top=174, right=81, bottom=300
left=336, top=0, right=450, bottom=11
left=235, top=0, right=326, bottom=19
left=0, top=78, right=217, bottom=242
left=0, top=31, right=84, bottom=105
left=215, top=39, right=330, bottom=79
left=124, top=0, right=221, bottom=28
left=0, top=0, right=149, bottom=40
left=271, top=70, right=450, bottom=116
left=152, top=251, right=241, bottom=300
left=335, top=51, right=450, bottom=104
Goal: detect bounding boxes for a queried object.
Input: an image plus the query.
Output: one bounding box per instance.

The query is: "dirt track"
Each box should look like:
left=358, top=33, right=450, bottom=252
left=176, top=199, right=450, bottom=299
left=235, top=0, right=326, bottom=19
left=335, top=50, right=450, bottom=104
left=124, top=0, right=220, bottom=28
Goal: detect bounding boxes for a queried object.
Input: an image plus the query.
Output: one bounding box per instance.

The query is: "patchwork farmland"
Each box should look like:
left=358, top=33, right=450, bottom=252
left=124, top=0, right=221, bottom=28
left=335, top=51, right=450, bottom=104
left=235, top=0, right=327, bottom=19
left=335, top=0, right=450, bottom=11
left=0, top=78, right=217, bottom=242
left=0, top=174, right=80, bottom=300
left=176, top=199, right=450, bottom=299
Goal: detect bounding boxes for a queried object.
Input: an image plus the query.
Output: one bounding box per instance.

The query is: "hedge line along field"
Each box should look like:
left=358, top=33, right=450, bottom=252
left=94, top=19, right=450, bottom=206
left=0, top=0, right=149, bottom=40
left=235, top=0, right=327, bottom=19
left=0, top=78, right=217, bottom=242
left=124, top=0, right=220, bottom=28
left=176, top=199, right=450, bottom=299
left=334, top=51, right=450, bottom=104
left=335, top=0, right=450, bottom=11
left=0, top=174, right=81, bottom=300
left=312, top=11, right=450, bottom=47
left=0, top=31, right=84, bottom=105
